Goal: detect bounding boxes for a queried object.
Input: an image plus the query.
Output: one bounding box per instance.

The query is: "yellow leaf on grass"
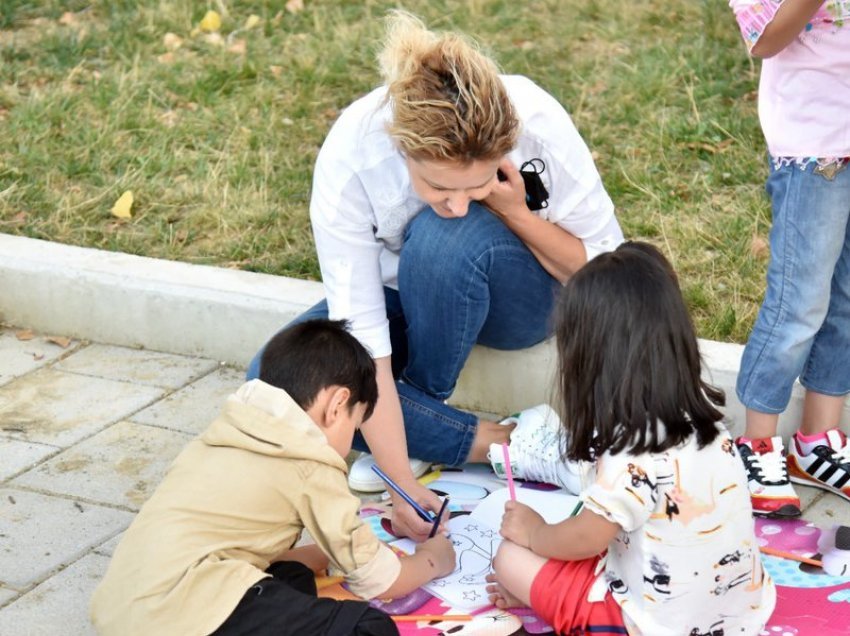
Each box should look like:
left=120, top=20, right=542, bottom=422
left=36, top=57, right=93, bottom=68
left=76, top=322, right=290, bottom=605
left=200, top=10, right=222, bottom=33
left=163, top=32, right=183, bottom=51
left=244, top=15, right=261, bottom=30
left=285, top=0, right=304, bottom=14
left=111, top=191, right=134, bottom=219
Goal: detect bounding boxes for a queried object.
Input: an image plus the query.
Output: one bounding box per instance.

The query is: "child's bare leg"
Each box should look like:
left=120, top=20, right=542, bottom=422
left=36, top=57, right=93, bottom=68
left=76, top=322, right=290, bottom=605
left=467, top=419, right=514, bottom=462
left=486, top=540, right=548, bottom=608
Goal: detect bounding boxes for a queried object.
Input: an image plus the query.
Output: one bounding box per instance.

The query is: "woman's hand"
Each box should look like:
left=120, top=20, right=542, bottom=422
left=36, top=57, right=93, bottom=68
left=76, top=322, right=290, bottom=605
left=390, top=479, right=445, bottom=542
left=483, top=158, right=531, bottom=223
left=499, top=500, right=546, bottom=549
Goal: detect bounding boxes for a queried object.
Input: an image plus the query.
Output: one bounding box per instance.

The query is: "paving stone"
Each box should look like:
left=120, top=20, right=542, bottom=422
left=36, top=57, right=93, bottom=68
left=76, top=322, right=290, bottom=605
left=0, top=330, right=74, bottom=388
left=131, top=366, right=244, bottom=435
left=0, top=438, right=59, bottom=482
left=92, top=532, right=123, bottom=557
left=0, top=586, right=16, bottom=608
left=0, top=369, right=164, bottom=447
left=797, top=483, right=827, bottom=514
left=800, top=490, right=849, bottom=529
left=0, top=488, right=132, bottom=589
left=56, top=344, right=219, bottom=389
left=13, top=421, right=190, bottom=510
left=0, top=553, right=108, bottom=636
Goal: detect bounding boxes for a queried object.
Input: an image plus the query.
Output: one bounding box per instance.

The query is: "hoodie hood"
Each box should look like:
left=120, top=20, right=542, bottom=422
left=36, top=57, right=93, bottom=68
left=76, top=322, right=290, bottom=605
left=200, top=379, right=347, bottom=472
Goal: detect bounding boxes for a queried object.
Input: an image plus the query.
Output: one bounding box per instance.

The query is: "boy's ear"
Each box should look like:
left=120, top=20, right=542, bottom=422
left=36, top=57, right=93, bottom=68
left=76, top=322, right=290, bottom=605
left=325, top=386, right=352, bottom=425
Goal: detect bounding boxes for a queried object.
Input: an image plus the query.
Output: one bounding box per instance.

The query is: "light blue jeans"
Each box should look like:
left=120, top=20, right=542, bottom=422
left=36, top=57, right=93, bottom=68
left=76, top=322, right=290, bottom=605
left=737, top=159, right=850, bottom=414
left=247, top=203, right=561, bottom=464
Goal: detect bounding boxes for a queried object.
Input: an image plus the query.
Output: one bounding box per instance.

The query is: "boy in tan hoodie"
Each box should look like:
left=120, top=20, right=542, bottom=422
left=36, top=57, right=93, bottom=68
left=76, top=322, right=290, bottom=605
left=90, top=319, right=455, bottom=636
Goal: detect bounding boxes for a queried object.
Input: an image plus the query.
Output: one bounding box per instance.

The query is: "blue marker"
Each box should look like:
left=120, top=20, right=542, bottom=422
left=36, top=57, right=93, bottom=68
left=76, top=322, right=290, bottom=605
left=371, top=465, right=434, bottom=524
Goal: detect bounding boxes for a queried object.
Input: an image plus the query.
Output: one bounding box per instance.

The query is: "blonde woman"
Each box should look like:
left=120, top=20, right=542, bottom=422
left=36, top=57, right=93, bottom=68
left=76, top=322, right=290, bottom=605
left=248, top=12, right=623, bottom=540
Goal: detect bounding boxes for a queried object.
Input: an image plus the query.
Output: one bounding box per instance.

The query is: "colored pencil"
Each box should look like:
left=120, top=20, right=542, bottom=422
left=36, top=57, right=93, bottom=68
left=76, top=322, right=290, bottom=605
left=428, top=497, right=450, bottom=538
left=391, top=614, right=473, bottom=622
left=501, top=443, right=516, bottom=500
left=371, top=465, right=434, bottom=524
left=759, top=546, right=823, bottom=567
left=569, top=500, right=584, bottom=517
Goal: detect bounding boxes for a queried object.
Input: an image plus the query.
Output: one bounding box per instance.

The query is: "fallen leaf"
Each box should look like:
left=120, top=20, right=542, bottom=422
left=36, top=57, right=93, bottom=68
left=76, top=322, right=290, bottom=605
left=285, top=0, right=304, bottom=14
left=159, top=110, right=179, bottom=127
left=13, top=211, right=27, bottom=224
left=227, top=39, right=247, bottom=55
left=58, top=11, right=78, bottom=26
left=203, top=32, right=225, bottom=47
left=157, top=52, right=176, bottom=64
left=200, top=10, right=222, bottom=33
left=46, top=336, right=72, bottom=348
left=750, top=234, right=769, bottom=258
left=282, top=117, right=294, bottom=125
left=15, top=329, right=35, bottom=341
left=163, top=32, right=183, bottom=51
left=272, top=10, right=284, bottom=26
left=244, top=14, right=261, bottom=30
left=269, top=65, right=283, bottom=76
left=111, top=190, right=134, bottom=219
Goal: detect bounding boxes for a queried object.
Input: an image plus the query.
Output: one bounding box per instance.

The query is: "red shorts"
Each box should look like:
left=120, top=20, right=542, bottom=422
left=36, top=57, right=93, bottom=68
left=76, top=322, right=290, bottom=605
left=529, top=555, right=627, bottom=636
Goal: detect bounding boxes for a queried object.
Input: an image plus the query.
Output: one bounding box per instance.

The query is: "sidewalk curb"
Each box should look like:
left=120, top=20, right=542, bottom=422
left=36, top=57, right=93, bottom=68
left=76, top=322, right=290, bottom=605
left=1, top=234, right=846, bottom=438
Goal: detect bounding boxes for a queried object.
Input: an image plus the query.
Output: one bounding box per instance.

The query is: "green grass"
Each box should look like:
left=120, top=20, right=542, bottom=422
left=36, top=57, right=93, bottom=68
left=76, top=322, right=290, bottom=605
left=0, top=0, right=771, bottom=342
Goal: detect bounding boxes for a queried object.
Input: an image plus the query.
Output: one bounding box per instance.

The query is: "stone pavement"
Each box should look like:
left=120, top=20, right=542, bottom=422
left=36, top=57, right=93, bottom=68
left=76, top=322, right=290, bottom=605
left=0, top=325, right=846, bottom=635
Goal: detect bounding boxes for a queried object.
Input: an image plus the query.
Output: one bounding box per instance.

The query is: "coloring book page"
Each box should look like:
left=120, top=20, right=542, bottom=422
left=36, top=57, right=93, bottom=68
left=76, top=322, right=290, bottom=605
left=390, top=486, right=581, bottom=609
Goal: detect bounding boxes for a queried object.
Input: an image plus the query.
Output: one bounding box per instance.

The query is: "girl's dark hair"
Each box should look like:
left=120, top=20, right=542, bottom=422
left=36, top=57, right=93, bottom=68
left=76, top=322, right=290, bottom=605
left=259, top=319, right=378, bottom=421
left=556, top=241, right=725, bottom=461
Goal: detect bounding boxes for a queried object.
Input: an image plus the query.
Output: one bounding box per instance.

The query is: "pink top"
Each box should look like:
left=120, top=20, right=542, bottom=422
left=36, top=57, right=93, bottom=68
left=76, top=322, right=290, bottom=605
left=729, top=0, right=850, bottom=159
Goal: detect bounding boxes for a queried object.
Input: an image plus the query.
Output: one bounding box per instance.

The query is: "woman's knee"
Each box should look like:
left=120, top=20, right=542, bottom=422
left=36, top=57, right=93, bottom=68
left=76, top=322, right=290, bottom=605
left=400, top=203, right=516, bottom=276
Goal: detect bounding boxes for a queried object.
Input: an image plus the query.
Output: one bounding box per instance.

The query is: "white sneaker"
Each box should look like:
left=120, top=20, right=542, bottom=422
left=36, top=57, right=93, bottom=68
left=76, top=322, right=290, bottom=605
left=347, top=453, right=431, bottom=492
left=488, top=404, right=584, bottom=494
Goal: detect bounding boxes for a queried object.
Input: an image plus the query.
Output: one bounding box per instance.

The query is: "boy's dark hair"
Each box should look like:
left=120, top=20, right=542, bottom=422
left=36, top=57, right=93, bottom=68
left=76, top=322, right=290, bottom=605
left=259, top=319, right=378, bottom=421
left=555, top=241, right=725, bottom=462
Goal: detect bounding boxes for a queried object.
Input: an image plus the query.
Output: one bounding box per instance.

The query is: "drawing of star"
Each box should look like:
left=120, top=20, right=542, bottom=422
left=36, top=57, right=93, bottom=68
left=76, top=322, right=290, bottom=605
left=464, top=524, right=478, bottom=533
left=459, top=575, right=478, bottom=584
left=462, top=590, right=481, bottom=601
left=431, top=579, right=449, bottom=587
left=479, top=529, right=496, bottom=539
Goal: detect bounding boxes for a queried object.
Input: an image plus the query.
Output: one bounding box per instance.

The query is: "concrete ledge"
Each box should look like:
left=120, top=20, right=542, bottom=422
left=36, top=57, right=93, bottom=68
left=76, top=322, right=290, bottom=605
left=2, top=233, right=847, bottom=439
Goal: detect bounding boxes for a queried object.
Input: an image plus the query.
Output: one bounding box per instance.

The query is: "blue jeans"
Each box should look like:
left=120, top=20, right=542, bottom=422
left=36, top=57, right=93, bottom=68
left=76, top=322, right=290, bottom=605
left=737, top=159, right=850, bottom=414
left=247, top=203, right=560, bottom=464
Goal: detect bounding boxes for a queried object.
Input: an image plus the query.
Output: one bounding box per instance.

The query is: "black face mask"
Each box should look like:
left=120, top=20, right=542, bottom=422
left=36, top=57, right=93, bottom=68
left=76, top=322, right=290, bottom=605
left=497, top=158, right=550, bottom=211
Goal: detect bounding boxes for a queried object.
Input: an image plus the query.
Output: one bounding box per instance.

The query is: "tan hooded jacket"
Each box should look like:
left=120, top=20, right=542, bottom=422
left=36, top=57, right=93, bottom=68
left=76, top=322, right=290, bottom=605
left=90, top=380, right=400, bottom=636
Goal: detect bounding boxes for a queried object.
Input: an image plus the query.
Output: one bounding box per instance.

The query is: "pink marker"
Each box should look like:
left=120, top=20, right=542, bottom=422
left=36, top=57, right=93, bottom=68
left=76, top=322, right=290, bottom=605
left=501, top=443, right=516, bottom=500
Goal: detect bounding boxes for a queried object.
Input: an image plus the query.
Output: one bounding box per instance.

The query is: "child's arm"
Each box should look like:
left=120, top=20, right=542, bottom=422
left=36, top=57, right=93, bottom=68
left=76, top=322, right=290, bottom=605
left=376, top=534, right=456, bottom=599
left=749, top=0, right=825, bottom=58
left=274, top=544, right=331, bottom=573
left=500, top=500, right=619, bottom=561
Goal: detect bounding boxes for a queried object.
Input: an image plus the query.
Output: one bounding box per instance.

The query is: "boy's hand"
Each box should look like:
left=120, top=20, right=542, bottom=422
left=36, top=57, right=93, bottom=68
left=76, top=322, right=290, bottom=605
left=416, top=533, right=456, bottom=578
left=390, top=480, right=444, bottom=542
left=500, top=500, right=545, bottom=549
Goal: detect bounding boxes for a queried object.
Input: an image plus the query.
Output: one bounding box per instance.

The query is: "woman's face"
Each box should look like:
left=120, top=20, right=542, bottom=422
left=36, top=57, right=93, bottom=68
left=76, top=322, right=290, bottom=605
left=406, top=157, right=501, bottom=218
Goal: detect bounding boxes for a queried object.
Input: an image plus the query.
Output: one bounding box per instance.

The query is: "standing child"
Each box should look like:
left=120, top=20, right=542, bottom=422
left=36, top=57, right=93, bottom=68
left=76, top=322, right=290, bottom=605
left=90, top=319, right=455, bottom=636
left=729, top=0, right=850, bottom=517
left=486, top=242, right=775, bottom=635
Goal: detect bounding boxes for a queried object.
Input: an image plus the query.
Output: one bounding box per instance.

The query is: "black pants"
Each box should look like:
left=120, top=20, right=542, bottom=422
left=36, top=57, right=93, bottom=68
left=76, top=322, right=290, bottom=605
left=211, top=562, right=398, bottom=636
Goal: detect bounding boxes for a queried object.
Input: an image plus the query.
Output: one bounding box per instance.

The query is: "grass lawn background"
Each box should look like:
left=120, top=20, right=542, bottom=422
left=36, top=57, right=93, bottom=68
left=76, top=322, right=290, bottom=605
left=0, top=0, right=771, bottom=343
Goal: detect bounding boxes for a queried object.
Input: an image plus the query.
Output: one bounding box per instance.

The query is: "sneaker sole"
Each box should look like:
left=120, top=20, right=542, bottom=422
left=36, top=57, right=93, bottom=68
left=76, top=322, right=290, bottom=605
left=348, top=461, right=433, bottom=493
left=788, top=455, right=850, bottom=503
left=752, top=503, right=802, bottom=519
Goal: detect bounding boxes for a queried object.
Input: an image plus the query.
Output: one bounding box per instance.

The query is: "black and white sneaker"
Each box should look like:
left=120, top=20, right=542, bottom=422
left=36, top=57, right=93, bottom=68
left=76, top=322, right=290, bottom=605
left=788, top=429, right=850, bottom=503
